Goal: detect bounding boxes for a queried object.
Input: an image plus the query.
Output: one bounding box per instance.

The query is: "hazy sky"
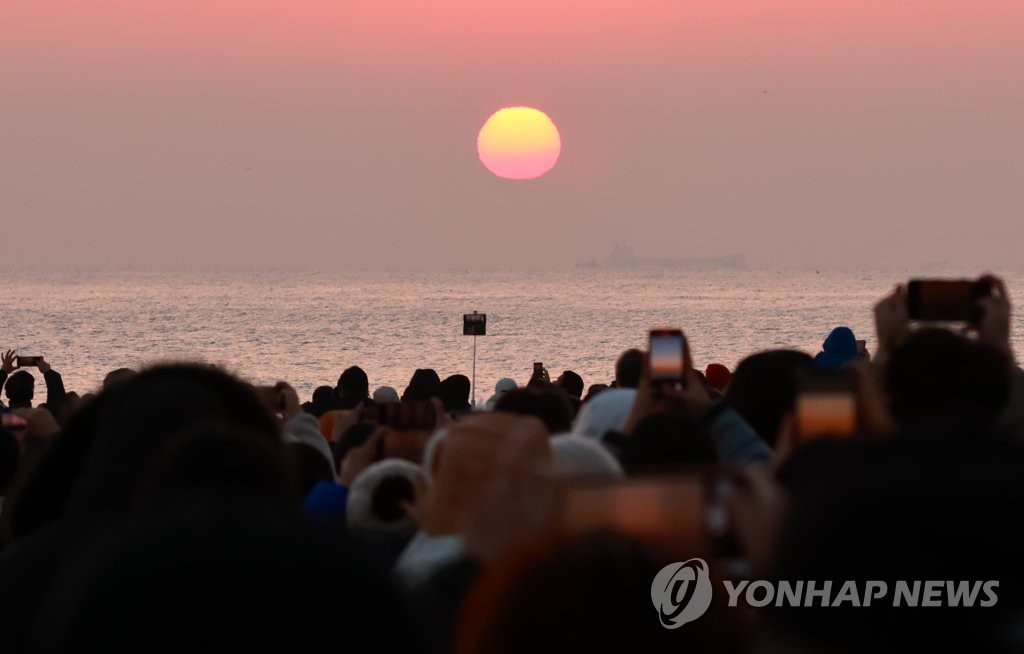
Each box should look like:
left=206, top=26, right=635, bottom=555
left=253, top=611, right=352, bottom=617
left=3, top=1, right=1023, bottom=271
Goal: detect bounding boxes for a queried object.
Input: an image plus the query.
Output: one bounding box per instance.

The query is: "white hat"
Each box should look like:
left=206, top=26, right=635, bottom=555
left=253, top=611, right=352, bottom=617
left=550, top=434, right=624, bottom=482
left=372, top=386, right=400, bottom=404
left=571, top=388, right=637, bottom=439
left=484, top=378, right=518, bottom=409
left=346, top=458, right=421, bottom=535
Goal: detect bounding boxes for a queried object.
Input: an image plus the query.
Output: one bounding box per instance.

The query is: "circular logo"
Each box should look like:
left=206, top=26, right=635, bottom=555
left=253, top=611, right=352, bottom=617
left=650, top=558, right=713, bottom=629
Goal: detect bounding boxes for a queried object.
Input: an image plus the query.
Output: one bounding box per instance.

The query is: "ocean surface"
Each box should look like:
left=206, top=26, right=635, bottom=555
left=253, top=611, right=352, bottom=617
left=4, top=268, right=1023, bottom=402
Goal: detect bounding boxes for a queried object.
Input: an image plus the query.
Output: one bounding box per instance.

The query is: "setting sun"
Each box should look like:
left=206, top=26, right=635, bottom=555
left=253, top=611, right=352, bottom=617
left=477, top=107, right=561, bottom=180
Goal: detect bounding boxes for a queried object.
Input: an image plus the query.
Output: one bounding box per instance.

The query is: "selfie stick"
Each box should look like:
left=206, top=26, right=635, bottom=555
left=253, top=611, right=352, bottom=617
left=472, top=334, right=477, bottom=406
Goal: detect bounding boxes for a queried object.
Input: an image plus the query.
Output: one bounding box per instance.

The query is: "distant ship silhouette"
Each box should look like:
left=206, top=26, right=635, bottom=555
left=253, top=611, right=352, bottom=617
left=576, top=244, right=744, bottom=270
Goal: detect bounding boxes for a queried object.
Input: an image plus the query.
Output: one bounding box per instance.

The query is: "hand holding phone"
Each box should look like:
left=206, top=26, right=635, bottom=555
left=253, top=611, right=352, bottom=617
left=382, top=431, right=430, bottom=463
left=560, top=473, right=731, bottom=557
left=906, top=278, right=994, bottom=324
left=529, top=363, right=549, bottom=385
left=360, top=401, right=437, bottom=432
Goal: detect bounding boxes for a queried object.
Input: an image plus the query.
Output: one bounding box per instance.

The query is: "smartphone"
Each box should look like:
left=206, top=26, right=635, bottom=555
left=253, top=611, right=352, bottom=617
left=533, top=362, right=544, bottom=374
left=649, top=329, right=687, bottom=383
left=795, top=369, right=858, bottom=441
left=15, top=356, right=41, bottom=368
left=360, top=401, right=436, bottom=431
left=906, top=279, right=993, bottom=324
left=1, top=413, right=29, bottom=429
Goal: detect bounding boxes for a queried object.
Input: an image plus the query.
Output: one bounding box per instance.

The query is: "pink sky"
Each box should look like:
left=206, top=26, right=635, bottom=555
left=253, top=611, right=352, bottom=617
left=3, top=1, right=1024, bottom=270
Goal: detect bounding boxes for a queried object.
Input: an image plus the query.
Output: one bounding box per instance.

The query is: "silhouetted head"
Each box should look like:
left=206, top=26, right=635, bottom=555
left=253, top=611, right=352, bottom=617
left=311, top=385, right=334, bottom=407
left=556, top=370, right=584, bottom=399
left=39, top=498, right=416, bottom=653
left=402, top=368, right=442, bottom=402
left=615, top=349, right=644, bottom=389
left=67, top=363, right=280, bottom=514
left=495, top=388, right=575, bottom=434
left=885, top=328, right=1012, bottom=436
left=704, top=364, right=732, bottom=392
left=583, top=383, right=609, bottom=404
left=144, top=425, right=297, bottom=506
left=337, top=366, right=369, bottom=400
left=815, top=326, right=860, bottom=369
left=441, top=374, right=472, bottom=411
left=620, top=412, right=718, bottom=475
left=725, top=350, right=814, bottom=448
left=55, top=391, right=83, bottom=427
left=5, top=371, right=35, bottom=408
left=102, top=368, right=137, bottom=390
left=303, top=385, right=336, bottom=418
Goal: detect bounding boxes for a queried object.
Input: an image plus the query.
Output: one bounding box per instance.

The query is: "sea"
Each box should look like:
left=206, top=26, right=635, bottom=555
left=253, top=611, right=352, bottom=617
left=4, top=267, right=1023, bottom=402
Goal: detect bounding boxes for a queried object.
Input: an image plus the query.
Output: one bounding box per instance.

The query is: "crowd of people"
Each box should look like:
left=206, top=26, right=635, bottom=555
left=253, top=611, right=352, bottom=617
left=1, top=276, right=1023, bottom=652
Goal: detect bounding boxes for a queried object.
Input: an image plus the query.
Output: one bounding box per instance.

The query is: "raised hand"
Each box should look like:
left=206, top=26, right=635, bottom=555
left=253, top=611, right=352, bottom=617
left=36, top=356, right=51, bottom=374
left=274, top=381, right=301, bottom=422
left=976, top=274, right=1012, bottom=357
left=623, top=363, right=712, bottom=435
left=339, top=426, right=385, bottom=486
left=874, top=285, right=910, bottom=364
left=1, top=350, right=14, bottom=374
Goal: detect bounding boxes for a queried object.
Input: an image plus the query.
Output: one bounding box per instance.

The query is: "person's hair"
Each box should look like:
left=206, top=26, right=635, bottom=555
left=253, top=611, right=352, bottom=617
left=144, top=425, right=297, bottom=506
left=40, top=497, right=417, bottom=653
left=583, top=384, right=609, bottom=404
left=4, top=371, right=35, bottom=407
left=885, top=328, right=1012, bottom=436
left=402, top=368, right=442, bottom=402
left=337, top=366, right=369, bottom=399
left=440, top=374, right=472, bottom=411
left=456, top=531, right=738, bottom=654
left=311, top=385, right=334, bottom=406
left=67, top=363, right=281, bottom=515
left=724, top=350, right=814, bottom=448
left=494, top=388, right=574, bottom=434
left=0, top=425, right=19, bottom=495
left=6, top=364, right=281, bottom=540
left=102, top=368, right=137, bottom=390
left=286, top=442, right=336, bottom=498
left=557, top=371, right=584, bottom=399
left=619, top=412, right=718, bottom=475
left=615, top=349, right=644, bottom=389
